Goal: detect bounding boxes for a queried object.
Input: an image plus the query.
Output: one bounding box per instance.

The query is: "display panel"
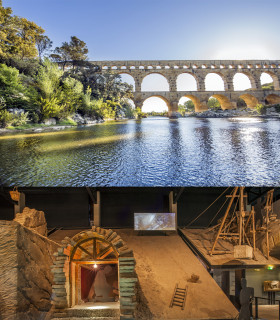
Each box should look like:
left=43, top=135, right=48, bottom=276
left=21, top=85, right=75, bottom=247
left=134, top=212, right=176, bottom=231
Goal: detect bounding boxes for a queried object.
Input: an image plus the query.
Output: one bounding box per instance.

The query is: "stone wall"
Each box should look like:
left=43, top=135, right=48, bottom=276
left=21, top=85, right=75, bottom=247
left=52, top=226, right=137, bottom=320
left=14, top=207, right=47, bottom=236
left=0, top=220, right=59, bottom=320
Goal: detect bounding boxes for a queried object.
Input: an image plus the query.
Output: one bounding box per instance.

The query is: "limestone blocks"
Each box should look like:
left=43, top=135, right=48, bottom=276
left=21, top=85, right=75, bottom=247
left=51, top=226, right=138, bottom=320
left=14, top=206, right=47, bottom=236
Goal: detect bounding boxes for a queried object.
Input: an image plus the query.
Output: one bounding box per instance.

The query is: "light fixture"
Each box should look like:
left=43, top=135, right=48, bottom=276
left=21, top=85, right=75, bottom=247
left=267, top=265, right=274, bottom=270
left=93, top=264, right=97, bottom=269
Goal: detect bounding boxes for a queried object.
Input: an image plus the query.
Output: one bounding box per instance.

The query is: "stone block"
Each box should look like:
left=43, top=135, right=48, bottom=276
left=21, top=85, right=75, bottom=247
left=233, top=245, right=253, bottom=259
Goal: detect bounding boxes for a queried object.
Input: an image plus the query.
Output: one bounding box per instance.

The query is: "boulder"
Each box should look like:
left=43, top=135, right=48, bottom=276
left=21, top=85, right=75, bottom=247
left=7, top=108, right=25, bottom=114
left=72, top=113, right=86, bottom=124
left=43, top=118, right=57, bottom=125
left=14, top=207, right=47, bottom=236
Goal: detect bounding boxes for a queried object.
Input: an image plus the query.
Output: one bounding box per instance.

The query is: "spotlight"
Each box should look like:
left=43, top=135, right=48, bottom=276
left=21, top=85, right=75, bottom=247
left=93, top=264, right=97, bottom=269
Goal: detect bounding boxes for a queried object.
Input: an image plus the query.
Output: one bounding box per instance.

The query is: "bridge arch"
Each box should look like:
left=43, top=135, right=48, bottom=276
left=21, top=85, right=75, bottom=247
left=211, top=94, right=234, bottom=110
left=141, top=72, right=170, bottom=91
left=176, top=72, right=198, bottom=91
left=233, top=72, right=256, bottom=90
left=118, top=72, right=136, bottom=91
left=239, top=93, right=259, bottom=109
left=180, top=94, right=205, bottom=112
left=142, top=95, right=171, bottom=112
left=265, top=94, right=280, bottom=105
left=205, top=72, right=226, bottom=91
left=260, top=71, right=280, bottom=90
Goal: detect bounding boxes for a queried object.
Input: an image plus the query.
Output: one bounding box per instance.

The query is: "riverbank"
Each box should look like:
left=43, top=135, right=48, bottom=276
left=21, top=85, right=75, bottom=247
left=186, top=106, right=280, bottom=118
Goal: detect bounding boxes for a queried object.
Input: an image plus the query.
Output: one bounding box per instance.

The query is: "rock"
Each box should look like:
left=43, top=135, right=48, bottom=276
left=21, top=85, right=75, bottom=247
left=14, top=207, right=47, bottom=236
left=84, top=116, right=97, bottom=125
left=0, top=221, right=59, bottom=320
left=43, top=118, right=57, bottom=125
left=72, top=113, right=86, bottom=124
left=7, top=108, right=25, bottom=115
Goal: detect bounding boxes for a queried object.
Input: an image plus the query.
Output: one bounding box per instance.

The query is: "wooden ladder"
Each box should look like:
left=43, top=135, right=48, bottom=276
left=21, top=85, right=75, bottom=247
left=169, top=284, right=188, bottom=310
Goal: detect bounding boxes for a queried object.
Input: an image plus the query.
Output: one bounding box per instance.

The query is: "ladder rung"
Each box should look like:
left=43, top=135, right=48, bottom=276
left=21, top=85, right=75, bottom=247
left=175, top=292, right=185, bottom=296
left=174, top=295, right=184, bottom=300
left=173, top=303, right=183, bottom=307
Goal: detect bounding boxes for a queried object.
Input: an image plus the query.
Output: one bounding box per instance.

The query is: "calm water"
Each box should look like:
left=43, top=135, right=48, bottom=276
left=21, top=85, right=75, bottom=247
left=0, top=117, right=280, bottom=186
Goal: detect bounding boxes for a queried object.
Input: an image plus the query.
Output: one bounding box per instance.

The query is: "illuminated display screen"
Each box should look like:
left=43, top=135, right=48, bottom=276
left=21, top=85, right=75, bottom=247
left=134, top=212, right=176, bottom=231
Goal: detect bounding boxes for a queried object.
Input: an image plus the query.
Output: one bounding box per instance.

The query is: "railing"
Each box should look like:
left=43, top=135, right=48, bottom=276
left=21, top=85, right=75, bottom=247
left=253, top=296, right=280, bottom=319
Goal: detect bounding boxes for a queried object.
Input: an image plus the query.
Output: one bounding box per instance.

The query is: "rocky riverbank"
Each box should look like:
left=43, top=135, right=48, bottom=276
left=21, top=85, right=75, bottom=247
left=188, top=106, right=280, bottom=118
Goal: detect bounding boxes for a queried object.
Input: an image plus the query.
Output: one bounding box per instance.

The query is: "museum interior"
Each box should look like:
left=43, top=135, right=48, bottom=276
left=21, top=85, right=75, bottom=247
left=0, top=186, right=280, bottom=320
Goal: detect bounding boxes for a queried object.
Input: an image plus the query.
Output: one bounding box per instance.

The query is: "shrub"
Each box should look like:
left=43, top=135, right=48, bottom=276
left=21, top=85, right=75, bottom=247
left=0, top=109, right=13, bottom=128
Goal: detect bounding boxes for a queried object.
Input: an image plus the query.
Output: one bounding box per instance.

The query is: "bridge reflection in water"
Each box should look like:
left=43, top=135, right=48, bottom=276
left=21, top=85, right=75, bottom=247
left=0, top=117, right=279, bottom=186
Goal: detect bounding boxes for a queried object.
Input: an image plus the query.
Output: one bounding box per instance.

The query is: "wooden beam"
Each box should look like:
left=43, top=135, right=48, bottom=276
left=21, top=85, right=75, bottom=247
left=86, top=187, right=97, bottom=204
left=173, top=187, right=185, bottom=204
left=97, top=246, right=114, bottom=260
left=78, top=244, right=93, bottom=259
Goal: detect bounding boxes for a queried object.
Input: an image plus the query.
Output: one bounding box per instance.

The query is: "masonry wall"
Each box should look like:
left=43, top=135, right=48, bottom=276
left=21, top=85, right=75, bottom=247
left=0, top=221, right=59, bottom=320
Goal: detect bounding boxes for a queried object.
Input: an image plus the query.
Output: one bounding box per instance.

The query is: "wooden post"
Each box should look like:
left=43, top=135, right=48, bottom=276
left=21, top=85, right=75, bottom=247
left=210, top=187, right=238, bottom=255
left=169, top=191, right=178, bottom=229
left=252, top=206, right=256, bottom=257
left=93, top=191, right=101, bottom=227
left=266, top=208, right=270, bottom=259
left=14, top=192, right=25, bottom=216
left=239, top=187, right=245, bottom=245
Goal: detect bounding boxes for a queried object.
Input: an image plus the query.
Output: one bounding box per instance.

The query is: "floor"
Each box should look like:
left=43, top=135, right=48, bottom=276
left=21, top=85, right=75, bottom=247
left=72, top=301, right=120, bottom=310
left=252, top=305, right=279, bottom=320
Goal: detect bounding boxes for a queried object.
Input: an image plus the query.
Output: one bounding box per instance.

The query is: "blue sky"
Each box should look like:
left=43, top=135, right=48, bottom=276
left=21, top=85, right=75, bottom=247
left=4, top=0, right=280, bottom=61
left=4, top=0, right=280, bottom=111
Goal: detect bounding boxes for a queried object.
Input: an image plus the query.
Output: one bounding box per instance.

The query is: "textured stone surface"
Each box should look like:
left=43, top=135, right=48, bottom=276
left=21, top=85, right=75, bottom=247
left=0, top=220, right=59, bottom=320
left=91, top=59, right=280, bottom=115
left=14, top=207, right=47, bottom=236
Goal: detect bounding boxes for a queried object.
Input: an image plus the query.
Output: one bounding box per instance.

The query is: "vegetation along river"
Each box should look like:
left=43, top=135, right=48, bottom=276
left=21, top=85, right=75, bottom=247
left=0, top=117, right=280, bottom=187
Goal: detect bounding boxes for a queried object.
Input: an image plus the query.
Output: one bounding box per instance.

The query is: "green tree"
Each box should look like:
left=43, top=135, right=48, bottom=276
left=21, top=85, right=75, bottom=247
left=184, top=100, right=195, bottom=112
left=0, top=1, right=45, bottom=59
left=50, top=36, right=88, bottom=70
left=208, top=97, right=221, bottom=110
left=0, top=63, right=27, bottom=108
left=35, top=35, right=52, bottom=61
left=60, top=76, right=83, bottom=117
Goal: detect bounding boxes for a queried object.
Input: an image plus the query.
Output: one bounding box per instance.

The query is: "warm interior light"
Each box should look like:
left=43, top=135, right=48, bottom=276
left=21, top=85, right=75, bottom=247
left=93, top=264, right=97, bottom=269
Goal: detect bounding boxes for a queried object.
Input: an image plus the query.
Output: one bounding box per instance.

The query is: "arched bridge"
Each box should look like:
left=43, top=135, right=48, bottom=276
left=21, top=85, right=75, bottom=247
left=91, top=60, right=280, bottom=117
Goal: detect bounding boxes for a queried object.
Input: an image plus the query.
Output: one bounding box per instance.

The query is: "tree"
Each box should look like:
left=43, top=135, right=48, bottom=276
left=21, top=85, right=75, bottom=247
left=184, top=100, right=195, bottom=112
left=50, top=36, right=88, bottom=69
left=208, top=97, right=221, bottom=110
left=0, top=63, right=27, bottom=108
left=35, top=35, right=52, bottom=61
left=0, top=1, right=45, bottom=59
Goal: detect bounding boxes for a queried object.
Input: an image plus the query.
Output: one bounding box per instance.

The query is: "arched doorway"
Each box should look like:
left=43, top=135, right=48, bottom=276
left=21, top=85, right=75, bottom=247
left=51, top=227, right=137, bottom=319
left=69, top=235, right=119, bottom=306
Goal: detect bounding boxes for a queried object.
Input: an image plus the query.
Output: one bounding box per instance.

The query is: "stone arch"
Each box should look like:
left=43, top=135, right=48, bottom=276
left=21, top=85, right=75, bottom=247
left=180, top=94, right=206, bottom=112
left=239, top=94, right=259, bottom=109
left=142, top=95, right=171, bottom=111
left=211, top=94, right=234, bottom=110
left=141, top=72, right=170, bottom=91
left=204, top=72, right=227, bottom=91
left=265, top=94, right=280, bottom=105
left=233, top=72, right=256, bottom=90
left=117, top=72, right=136, bottom=91
left=51, top=226, right=136, bottom=319
left=176, top=72, right=198, bottom=91
left=261, top=71, right=280, bottom=90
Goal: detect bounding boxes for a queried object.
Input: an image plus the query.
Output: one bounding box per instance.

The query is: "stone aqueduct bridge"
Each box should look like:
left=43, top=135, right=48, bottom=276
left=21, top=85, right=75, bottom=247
left=91, top=59, right=280, bottom=116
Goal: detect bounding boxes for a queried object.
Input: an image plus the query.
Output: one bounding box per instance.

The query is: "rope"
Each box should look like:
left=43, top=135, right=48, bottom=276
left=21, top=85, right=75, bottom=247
left=207, top=196, right=230, bottom=228
left=186, top=187, right=230, bottom=227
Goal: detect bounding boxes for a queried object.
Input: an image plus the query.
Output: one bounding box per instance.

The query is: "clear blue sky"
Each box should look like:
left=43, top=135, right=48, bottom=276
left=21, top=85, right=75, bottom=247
left=4, top=0, right=280, bottom=61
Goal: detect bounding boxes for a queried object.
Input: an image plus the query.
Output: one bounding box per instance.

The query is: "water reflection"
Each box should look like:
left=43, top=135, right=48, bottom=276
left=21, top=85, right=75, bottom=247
left=0, top=117, right=279, bottom=186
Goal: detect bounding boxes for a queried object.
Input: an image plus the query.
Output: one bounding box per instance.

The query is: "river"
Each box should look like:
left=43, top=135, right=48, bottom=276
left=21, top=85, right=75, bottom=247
left=0, top=117, right=279, bottom=186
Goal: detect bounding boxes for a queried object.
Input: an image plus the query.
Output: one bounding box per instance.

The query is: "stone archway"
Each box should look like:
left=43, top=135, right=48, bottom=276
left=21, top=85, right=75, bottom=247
left=51, top=226, right=137, bottom=319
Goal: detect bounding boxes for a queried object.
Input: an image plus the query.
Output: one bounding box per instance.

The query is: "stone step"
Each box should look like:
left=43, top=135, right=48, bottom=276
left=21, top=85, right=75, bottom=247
left=53, top=307, right=120, bottom=319
left=52, top=318, right=119, bottom=320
